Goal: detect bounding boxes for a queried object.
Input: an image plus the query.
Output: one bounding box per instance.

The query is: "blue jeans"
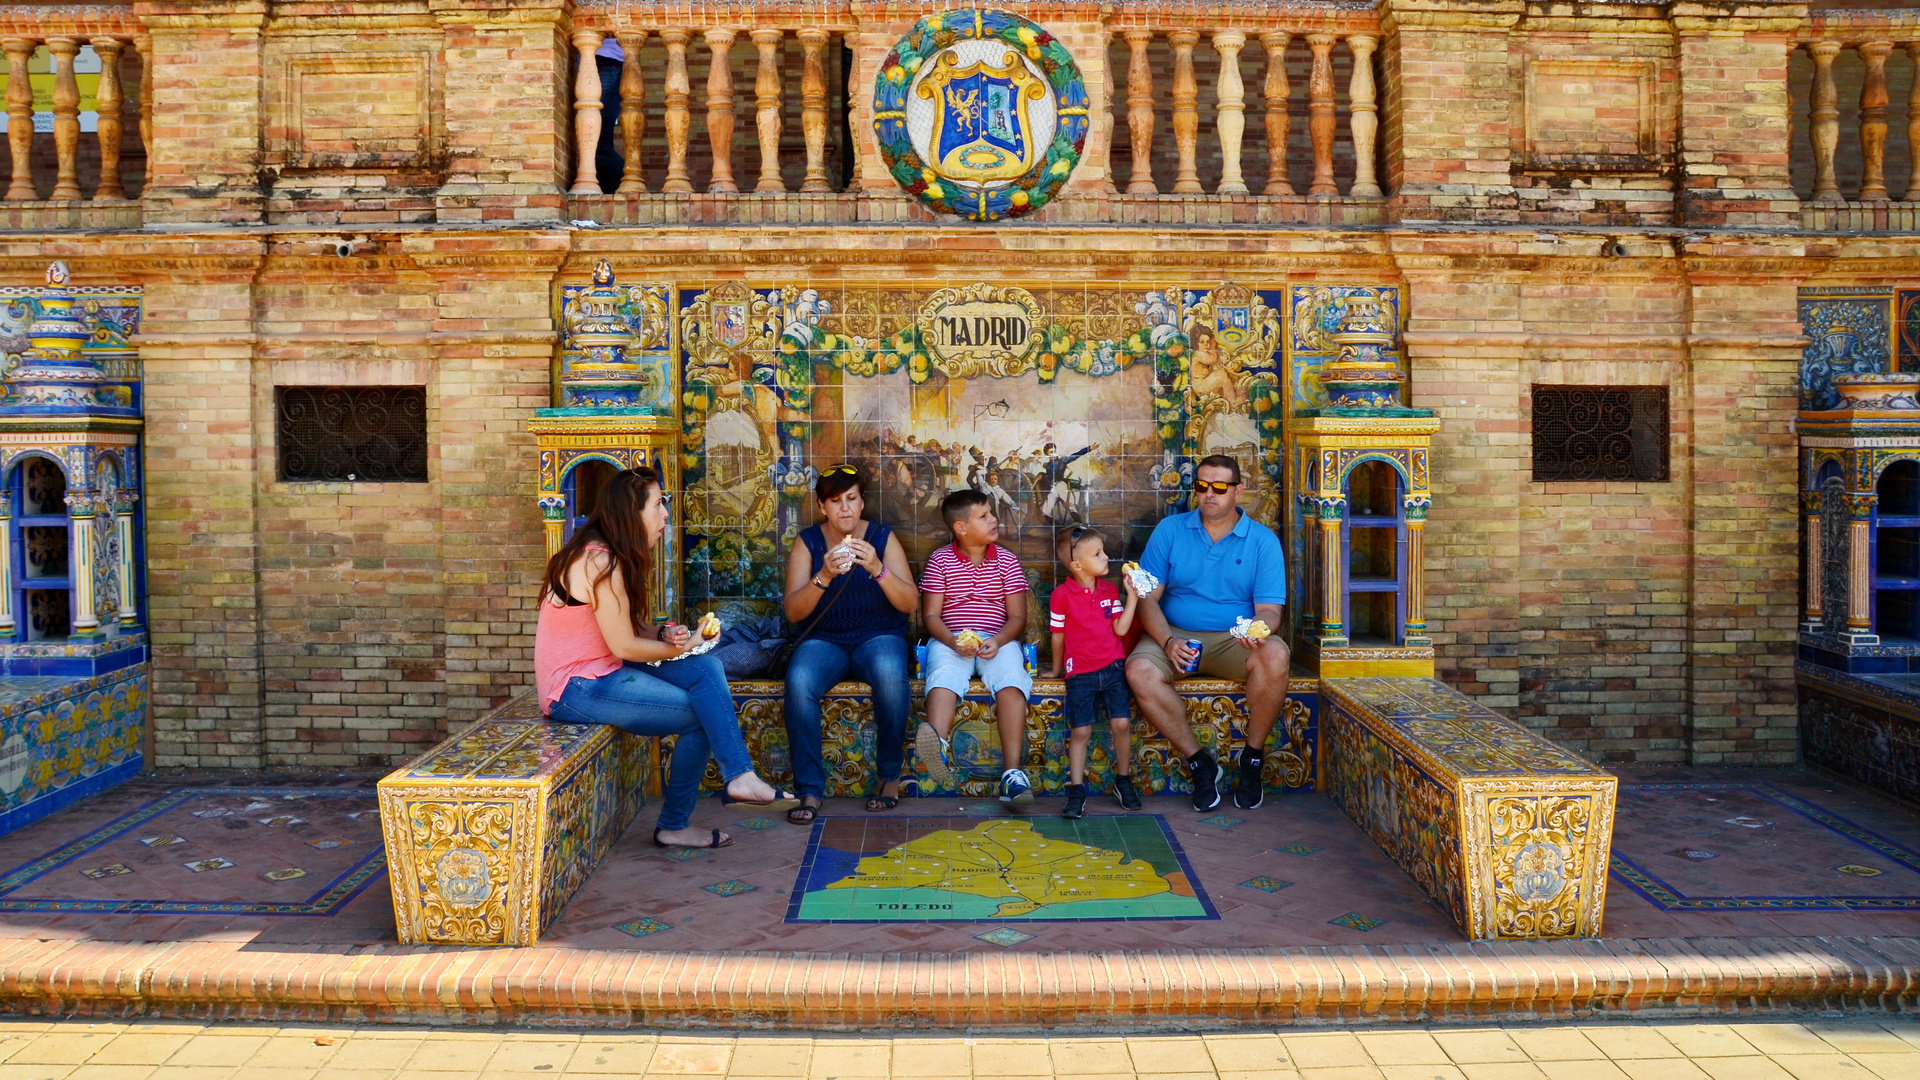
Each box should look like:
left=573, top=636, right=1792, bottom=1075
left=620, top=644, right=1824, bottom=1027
left=549, top=653, right=753, bottom=831
left=783, top=634, right=913, bottom=799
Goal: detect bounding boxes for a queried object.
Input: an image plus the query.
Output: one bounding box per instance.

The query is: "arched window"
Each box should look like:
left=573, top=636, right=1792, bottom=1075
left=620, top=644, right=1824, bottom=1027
left=1875, top=459, right=1920, bottom=641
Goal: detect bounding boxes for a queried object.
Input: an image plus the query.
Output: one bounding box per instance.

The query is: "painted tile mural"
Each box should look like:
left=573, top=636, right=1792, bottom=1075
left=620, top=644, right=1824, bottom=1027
left=675, top=280, right=1311, bottom=625
left=1800, top=287, right=1896, bottom=411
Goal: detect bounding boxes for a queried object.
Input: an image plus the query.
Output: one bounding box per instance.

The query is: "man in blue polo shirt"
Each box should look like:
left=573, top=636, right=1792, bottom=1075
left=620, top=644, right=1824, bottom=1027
left=1126, top=455, right=1290, bottom=812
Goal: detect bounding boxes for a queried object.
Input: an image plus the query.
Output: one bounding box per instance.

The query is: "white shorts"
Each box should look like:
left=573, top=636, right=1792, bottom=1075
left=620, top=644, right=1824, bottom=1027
left=923, top=639, right=1033, bottom=700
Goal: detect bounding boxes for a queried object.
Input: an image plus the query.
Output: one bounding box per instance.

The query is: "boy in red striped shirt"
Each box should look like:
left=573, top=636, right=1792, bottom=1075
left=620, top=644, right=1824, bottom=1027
left=914, top=490, right=1035, bottom=804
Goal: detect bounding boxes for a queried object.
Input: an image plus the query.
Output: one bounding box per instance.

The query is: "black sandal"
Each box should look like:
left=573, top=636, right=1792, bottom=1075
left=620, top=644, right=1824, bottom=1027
left=653, top=827, right=733, bottom=849
left=866, top=783, right=901, bottom=813
left=788, top=798, right=822, bottom=825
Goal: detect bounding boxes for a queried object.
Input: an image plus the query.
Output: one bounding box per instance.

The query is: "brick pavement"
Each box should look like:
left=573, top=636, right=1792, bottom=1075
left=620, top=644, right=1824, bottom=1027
left=0, top=1018, right=1914, bottom=1080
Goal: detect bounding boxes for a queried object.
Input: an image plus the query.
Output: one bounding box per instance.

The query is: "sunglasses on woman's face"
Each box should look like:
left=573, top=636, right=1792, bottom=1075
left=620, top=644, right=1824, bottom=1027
left=1193, top=480, right=1238, bottom=494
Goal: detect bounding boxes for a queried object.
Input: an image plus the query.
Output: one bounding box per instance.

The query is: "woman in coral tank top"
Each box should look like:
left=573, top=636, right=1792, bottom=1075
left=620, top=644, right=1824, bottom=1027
left=535, top=467, right=796, bottom=849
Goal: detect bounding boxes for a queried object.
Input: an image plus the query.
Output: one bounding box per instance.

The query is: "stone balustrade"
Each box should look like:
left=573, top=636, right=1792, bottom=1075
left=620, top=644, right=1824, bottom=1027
left=564, top=1, right=1386, bottom=226
left=1794, top=11, right=1920, bottom=231
left=0, top=6, right=145, bottom=227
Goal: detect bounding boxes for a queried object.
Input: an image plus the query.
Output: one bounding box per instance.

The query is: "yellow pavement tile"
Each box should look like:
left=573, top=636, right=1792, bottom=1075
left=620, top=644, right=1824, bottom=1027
left=1769, top=1055, right=1878, bottom=1080
left=1297, top=1067, right=1386, bottom=1080
left=803, top=1042, right=887, bottom=1079
left=164, top=1039, right=269, bottom=1069
left=567, top=1040, right=655, bottom=1074
left=1127, top=1036, right=1214, bottom=1074
left=484, top=1040, right=580, bottom=1073
left=146, top=1067, right=232, bottom=1080
left=1434, top=1032, right=1531, bottom=1066
left=241, top=1039, right=344, bottom=1071
left=1218, top=1073, right=1303, bottom=1080
left=0, top=1066, right=77, bottom=1080
left=1381, top=1067, right=1466, bottom=1080
left=723, top=1041, right=810, bottom=1076
left=1456, top=1065, right=1549, bottom=1080
left=1854, top=1053, right=1920, bottom=1080
left=12, top=1033, right=119, bottom=1066
left=402, top=1041, right=498, bottom=1074
left=1047, top=1039, right=1133, bottom=1075
left=1656, top=1028, right=1759, bottom=1059
left=1807, top=1027, right=1915, bottom=1056
left=1534, top=1062, right=1630, bottom=1080
left=318, top=1042, right=421, bottom=1072
left=1731, top=1028, right=1836, bottom=1057
left=0, top=1040, right=44, bottom=1066
left=1576, top=1029, right=1682, bottom=1061
left=64, top=1066, right=168, bottom=1080
left=226, top=1070, right=319, bottom=1080
left=1359, top=1033, right=1451, bottom=1067
left=890, top=1039, right=968, bottom=1078
left=1506, top=1030, right=1604, bottom=1063
left=1694, top=1057, right=1797, bottom=1080
left=1283, top=1035, right=1373, bottom=1070
left=971, top=1040, right=1050, bottom=1077
left=1204, top=1034, right=1290, bottom=1072
left=1615, top=1059, right=1708, bottom=1080
left=309, top=1069, right=397, bottom=1080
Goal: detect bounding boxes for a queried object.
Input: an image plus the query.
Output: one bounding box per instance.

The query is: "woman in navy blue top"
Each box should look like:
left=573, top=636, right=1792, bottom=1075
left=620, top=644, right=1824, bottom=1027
left=780, top=464, right=919, bottom=823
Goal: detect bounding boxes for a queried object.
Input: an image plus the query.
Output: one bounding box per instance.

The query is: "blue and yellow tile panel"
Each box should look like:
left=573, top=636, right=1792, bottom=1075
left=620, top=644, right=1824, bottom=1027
left=0, top=665, right=144, bottom=837
left=1320, top=677, right=1617, bottom=940
left=378, top=715, right=653, bottom=946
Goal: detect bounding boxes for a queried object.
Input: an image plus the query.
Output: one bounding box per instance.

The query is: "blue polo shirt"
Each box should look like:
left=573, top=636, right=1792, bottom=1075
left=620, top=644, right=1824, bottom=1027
left=1139, top=509, right=1286, bottom=632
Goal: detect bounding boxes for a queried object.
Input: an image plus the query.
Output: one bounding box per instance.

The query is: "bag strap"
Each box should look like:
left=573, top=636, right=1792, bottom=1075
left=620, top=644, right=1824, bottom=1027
left=786, top=571, right=850, bottom=651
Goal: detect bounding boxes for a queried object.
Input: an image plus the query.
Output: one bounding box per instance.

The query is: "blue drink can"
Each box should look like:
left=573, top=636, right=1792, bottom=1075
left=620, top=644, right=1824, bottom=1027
left=1180, top=638, right=1204, bottom=674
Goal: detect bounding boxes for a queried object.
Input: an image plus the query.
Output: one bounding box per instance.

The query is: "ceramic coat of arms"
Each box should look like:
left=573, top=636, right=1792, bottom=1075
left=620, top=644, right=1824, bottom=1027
left=874, top=8, right=1089, bottom=221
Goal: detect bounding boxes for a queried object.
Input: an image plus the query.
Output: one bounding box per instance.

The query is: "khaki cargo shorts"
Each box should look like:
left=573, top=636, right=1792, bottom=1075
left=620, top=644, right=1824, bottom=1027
left=1127, top=627, right=1252, bottom=684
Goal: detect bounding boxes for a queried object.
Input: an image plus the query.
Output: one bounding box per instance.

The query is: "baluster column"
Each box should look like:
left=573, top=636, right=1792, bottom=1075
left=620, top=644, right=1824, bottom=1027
left=752, top=30, right=785, bottom=193
left=0, top=504, right=12, bottom=635
left=1319, top=507, right=1344, bottom=640
left=48, top=38, right=81, bottom=200
left=616, top=31, right=648, bottom=194
left=3, top=38, right=35, bottom=201
left=1804, top=495, right=1824, bottom=630
left=1306, top=34, right=1338, bottom=196
left=569, top=31, right=605, bottom=194
left=1169, top=31, right=1201, bottom=193
left=661, top=29, right=693, bottom=193
left=1808, top=41, right=1842, bottom=203
left=1347, top=35, right=1381, bottom=198
left=1850, top=504, right=1875, bottom=636
left=136, top=34, right=152, bottom=157
left=1213, top=32, right=1247, bottom=195
left=1262, top=31, right=1292, bottom=196
left=1104, top=45, right=1117, bottom=194
left=91, top=38, right=125, bottom=199
left=69, top=502, right=98, bottom=638
left=1403, top=513, right=1427, bottom=643
left=1858, top=41, right=1893, bottom=202
left=704, top=29, right=738, bottom=194
left=797, top=30, right=831, bottom=192
left=115, top=498, right=136, bottom=627
left=1124, top=31, right=1156, bottom=194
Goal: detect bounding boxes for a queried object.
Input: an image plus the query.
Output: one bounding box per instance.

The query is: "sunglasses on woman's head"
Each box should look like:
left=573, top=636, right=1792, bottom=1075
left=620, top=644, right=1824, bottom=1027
left=821, top=464, right=858, bottom=478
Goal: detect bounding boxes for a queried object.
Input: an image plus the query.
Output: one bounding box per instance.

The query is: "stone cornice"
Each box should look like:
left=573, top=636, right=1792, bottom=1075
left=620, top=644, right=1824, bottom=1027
left=133, top=1, right=269, bottom=32
left=0, top=6, right=141, bottom=39
left=1670, top=1, right=1808, bottom=35
left=429, top=0, right=564, bottom=28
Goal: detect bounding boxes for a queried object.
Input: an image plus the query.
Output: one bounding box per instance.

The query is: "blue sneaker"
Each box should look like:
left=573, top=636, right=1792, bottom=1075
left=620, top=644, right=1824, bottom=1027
left=999, top=768, right=1034, bottom=806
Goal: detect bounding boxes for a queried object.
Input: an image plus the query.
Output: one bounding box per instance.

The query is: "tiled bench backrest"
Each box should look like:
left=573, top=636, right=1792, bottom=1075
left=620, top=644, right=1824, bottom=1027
left=377, top=716, right=653, bottom=946
left=1320, top=677, right=1618, bottom=940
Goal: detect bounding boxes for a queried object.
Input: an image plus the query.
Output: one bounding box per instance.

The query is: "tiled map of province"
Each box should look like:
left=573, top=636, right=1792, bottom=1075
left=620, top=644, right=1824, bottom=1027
left=794, top=817, right=1211, bottom=921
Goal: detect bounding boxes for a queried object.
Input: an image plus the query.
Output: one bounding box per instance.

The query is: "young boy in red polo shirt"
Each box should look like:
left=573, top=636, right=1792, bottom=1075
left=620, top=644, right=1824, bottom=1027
left=1045, top=527, right=1141, bottom=818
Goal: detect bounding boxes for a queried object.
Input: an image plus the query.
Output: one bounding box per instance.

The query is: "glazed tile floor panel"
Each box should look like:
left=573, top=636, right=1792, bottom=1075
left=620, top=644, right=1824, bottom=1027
left=0, top=768, right=1915, bottom=949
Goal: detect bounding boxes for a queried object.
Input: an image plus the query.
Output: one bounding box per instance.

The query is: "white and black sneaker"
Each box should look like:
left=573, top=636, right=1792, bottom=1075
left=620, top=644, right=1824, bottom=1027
left=1234, top=753, right=1265, bottom=810
left=1188, top=751, right=1222, bottom=811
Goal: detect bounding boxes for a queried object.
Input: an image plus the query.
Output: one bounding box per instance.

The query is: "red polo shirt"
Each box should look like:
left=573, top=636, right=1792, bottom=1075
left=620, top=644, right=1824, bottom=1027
left=1048, top=578, right=1129, bottom=676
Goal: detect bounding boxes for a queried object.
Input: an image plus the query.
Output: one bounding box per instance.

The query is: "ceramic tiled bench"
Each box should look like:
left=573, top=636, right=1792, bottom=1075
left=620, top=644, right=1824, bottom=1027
left=377, top=704, right=653, bottom=946
left=1320, top=677, right=1619, bottom=940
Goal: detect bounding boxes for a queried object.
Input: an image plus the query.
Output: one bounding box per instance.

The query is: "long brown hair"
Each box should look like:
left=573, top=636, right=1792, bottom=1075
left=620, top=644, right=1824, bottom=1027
left=543, top=466, right=659, bottom=635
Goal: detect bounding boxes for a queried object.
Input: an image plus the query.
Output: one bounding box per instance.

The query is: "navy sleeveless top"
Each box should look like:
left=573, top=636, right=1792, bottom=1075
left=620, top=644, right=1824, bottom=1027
left=799, top=522, right=909, bottom=647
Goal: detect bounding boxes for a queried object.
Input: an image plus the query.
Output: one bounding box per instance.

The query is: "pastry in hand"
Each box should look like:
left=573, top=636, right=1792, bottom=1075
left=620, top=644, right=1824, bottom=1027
left=953, top=629, right=987, bottom=650
left=1231, top=616, right=1271, bottom=641
left=697, top=612, right=723, bottom=640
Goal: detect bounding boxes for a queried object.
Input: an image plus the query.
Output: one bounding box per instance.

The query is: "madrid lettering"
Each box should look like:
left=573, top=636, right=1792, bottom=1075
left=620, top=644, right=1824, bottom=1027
left=935, top=315, right=1028, bottom=350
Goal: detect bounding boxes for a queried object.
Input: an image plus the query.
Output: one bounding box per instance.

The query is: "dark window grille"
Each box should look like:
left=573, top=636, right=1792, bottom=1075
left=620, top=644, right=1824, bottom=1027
left=275, top=386, right=427, bottom=483
left=1530, top=385, right=1669, bottom=483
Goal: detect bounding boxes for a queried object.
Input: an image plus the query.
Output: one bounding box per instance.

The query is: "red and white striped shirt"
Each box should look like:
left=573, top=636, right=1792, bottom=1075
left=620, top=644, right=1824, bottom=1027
left=920, top=542, right=1027, bottom=634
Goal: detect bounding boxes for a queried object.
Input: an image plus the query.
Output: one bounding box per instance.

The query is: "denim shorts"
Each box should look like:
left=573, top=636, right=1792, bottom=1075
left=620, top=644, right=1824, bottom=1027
left=1064, top=659, right=1130, bottom=728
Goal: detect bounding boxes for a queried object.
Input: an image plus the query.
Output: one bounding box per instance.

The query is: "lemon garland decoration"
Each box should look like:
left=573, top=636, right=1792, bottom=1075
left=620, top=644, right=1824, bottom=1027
left=873, top=8, right=1089, bottom=221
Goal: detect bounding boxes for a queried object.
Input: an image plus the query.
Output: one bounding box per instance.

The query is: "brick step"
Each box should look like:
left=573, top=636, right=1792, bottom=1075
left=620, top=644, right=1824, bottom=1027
left=0, top=935, right=1913, bottom=1027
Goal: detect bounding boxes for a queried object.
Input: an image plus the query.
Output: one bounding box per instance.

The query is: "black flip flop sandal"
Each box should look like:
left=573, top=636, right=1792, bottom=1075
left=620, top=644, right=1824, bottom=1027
left=653, top=827, right=733, bottom=849
left=788, top=799, right=821, bottom=825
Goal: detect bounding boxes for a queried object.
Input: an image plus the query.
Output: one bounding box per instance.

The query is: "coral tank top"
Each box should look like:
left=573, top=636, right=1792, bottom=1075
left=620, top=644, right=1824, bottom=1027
left=533, top=548, right=625, bottom=714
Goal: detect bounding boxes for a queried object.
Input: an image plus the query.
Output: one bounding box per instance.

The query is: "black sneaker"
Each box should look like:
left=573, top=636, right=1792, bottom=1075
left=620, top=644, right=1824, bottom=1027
left=1111, top=773, right=1142, bottom=812
left=1234, top=753, right=1265, bottom=810
left=1062, top=783, right=1087, bottom=819
left=1189, top=751, right=1221, bottom=811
